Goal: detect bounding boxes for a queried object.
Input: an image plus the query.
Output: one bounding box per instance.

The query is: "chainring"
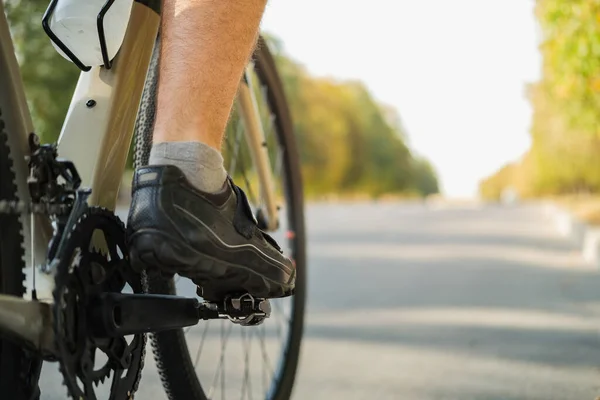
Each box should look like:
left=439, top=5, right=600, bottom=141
left=52, top=207, right=147, bottom=400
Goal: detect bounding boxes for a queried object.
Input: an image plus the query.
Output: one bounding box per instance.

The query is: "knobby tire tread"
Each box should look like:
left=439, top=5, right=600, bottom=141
left=0, top=109, right=42, bottom=400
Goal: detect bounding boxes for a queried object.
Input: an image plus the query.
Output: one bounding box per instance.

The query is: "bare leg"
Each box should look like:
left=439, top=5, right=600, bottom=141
left=129, top=0, right=294, bottom=299
left=154, top=0, right=267, bottom=150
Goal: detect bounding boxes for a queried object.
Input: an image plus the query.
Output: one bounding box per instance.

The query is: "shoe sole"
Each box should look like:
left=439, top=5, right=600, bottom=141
left=128, top=229, right=295, bottom=301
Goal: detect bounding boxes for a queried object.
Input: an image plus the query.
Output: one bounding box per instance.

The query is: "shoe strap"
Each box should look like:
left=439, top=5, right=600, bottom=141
left=230, top=177, right=258, bottom=239
left=229, top=178, right=283, bottom=253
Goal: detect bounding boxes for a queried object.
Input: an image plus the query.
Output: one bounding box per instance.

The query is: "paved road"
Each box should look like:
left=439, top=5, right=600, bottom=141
left=39, top=202, right=600, bottom=399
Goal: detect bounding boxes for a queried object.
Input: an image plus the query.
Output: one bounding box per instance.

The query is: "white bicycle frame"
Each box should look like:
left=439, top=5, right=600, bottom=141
left=0, top=0, right=279, bottom=303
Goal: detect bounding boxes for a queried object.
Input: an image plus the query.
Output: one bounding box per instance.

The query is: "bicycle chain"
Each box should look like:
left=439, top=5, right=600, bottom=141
left=0, top=199, right=70, bottom=215
left=0, top=201, right=148, bottom=399
left=0, top=114, right=44, bottom=400
left=0, top=129, right=146, bottom=398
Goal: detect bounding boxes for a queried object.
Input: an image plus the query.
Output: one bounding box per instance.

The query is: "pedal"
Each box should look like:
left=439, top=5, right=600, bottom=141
left=207, top=293, right=271, bottom=326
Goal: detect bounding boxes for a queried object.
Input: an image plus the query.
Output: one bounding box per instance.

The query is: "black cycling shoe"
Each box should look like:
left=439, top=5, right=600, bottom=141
left=127, top=165, right=295, bottom=301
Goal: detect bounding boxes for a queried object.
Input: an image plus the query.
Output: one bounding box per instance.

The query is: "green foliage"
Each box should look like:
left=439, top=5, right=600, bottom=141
left=480, top=0, right=600, bottom=199
left=535, top=0, right=600, bottom=137
left=4, top=0, right=78, bottom=142
left=411, top=158, right=439, bottom=197
left=4, top=8, right=438, bottom=198
left=269, top=40, right=437, bottom=197
left=479, top=162, right=518, bottom=201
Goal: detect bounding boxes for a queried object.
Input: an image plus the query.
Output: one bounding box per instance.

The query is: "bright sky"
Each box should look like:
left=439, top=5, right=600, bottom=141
left=261, top=0, right=542, bottom=198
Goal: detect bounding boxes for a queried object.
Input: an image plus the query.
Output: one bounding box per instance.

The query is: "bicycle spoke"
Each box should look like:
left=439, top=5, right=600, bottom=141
left=276, top=299, right=292, bottom=321
left=193, top=322, right=211, bottom=369
left=240, top=328, right=253, bottom=400
left=207, top=322, right=233, bottom=399
left=272, top=302, right=284, bottom=341
left=259, top=323, right=274, bottom=396
left=221, top=322, right=226, bottom=400
left=260, top=324, right=267, bottom=395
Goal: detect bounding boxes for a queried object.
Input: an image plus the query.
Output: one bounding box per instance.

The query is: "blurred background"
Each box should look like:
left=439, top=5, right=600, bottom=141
left=5, top=0, right=441, bottom=201
left=6, top=0, right=600, bottom=399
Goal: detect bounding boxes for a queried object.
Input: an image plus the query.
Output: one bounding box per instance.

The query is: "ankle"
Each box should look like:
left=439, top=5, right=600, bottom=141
left=148, top=141, right=227, bottom=193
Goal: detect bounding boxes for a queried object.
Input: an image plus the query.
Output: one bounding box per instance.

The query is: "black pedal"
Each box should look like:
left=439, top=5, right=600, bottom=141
left=208, top=294, right=271, bottom=326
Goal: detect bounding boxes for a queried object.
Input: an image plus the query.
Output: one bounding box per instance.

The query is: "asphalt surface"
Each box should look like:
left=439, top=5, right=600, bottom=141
left=39, top=202, right=600, bottom=399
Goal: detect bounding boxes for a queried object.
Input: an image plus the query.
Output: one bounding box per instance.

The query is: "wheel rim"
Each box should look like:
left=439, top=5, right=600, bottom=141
left=174, top=62, right=301, bottom=400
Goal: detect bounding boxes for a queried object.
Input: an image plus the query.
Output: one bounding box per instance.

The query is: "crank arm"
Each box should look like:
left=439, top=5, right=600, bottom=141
left=0, top=294, right=57, bottom=358
left=89, top=292, right=272, bottom=337
left=89, top=293, right=214, bottom=337
left=0, top=291, right=272, bottom=355
left=45, top=188, right=90, bottom=268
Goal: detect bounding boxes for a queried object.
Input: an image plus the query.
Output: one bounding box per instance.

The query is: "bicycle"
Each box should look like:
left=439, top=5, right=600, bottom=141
left=0, top=1, right=306, bottom=399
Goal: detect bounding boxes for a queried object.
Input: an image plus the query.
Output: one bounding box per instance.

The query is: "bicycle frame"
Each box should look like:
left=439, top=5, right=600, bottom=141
left=0, top=0, right=279, bottom=303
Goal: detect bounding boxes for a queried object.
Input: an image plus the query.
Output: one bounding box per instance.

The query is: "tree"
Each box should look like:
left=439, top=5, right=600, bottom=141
left=480, top=1, right=600, bottom=198
left=411, top=158, right=439, bottom=197
left=5, top=0, right=79, bottom=142
left=4, top=10, right=440, bottom=198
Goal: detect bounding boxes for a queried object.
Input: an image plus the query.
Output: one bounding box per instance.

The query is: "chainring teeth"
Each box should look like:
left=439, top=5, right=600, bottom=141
left=52, top=207, right=146, bottom=400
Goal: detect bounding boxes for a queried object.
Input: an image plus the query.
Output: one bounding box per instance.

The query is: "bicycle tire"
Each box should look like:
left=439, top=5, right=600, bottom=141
left=133, top=36, right=306, bottom=400
left=0, top=111, right=42, bottom=399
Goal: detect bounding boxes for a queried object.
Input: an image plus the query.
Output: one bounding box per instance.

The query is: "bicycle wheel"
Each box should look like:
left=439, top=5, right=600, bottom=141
left=0, top=112, right=42, bottom=400
left=0, top=9, right=43, bottom=395
left=133, top=36, right=306, bottom=400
